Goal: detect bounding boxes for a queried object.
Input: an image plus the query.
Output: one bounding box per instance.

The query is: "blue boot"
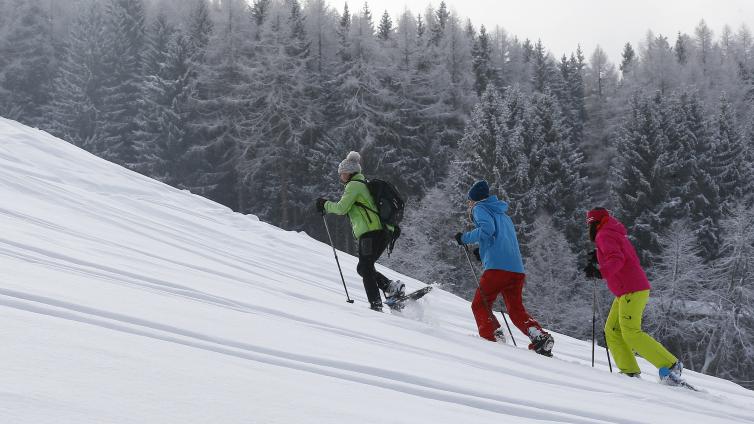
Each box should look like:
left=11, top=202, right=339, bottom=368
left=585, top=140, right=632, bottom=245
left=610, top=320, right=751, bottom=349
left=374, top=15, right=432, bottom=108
left=659, top=361, right=684, bottom=386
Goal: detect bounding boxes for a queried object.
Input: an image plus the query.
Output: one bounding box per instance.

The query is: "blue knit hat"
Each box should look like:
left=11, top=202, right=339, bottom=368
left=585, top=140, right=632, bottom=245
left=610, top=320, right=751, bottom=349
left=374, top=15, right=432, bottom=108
left=468, top=180, right=490, bottom=201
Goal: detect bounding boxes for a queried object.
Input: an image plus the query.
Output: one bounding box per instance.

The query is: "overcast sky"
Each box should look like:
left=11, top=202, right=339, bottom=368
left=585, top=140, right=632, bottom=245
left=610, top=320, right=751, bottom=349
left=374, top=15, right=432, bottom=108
left=330, top=0, right=754, bottom=63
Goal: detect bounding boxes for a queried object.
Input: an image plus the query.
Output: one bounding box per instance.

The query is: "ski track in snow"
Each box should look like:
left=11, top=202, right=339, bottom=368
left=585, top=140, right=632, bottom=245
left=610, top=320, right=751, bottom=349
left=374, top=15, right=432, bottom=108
left=1, top=118, right=754, bottom=423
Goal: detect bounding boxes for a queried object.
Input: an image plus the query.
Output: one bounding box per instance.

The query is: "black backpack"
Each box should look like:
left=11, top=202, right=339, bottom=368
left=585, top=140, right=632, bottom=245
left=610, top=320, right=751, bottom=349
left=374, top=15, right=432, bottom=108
left=354, top=179, right=405, bottom=253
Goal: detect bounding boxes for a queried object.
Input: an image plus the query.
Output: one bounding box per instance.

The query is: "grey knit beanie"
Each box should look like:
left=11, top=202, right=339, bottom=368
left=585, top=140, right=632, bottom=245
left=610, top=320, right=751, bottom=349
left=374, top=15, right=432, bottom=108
left=338, top=151, right=362, bottom=174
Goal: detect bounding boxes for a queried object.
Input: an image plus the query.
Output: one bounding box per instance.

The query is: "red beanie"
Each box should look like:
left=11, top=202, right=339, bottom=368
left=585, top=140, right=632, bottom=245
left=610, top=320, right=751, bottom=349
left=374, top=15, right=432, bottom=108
left=586, top=208, right=610, bottom=224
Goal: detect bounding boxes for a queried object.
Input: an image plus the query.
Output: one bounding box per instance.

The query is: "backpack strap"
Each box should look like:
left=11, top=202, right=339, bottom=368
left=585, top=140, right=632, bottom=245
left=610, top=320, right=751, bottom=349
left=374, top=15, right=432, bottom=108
left=386, top=225, right=400, bottom=256
left=350, top=179, right=380, bottom=224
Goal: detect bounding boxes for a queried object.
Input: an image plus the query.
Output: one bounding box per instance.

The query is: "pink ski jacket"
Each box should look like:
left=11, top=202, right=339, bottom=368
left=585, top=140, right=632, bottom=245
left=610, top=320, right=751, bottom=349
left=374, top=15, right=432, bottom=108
left=594, top=217, right=651, bottom=297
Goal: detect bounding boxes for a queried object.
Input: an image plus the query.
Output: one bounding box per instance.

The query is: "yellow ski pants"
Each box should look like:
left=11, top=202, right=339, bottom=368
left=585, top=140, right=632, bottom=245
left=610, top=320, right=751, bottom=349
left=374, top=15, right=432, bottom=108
left=604, top=290, right=677, bottom=374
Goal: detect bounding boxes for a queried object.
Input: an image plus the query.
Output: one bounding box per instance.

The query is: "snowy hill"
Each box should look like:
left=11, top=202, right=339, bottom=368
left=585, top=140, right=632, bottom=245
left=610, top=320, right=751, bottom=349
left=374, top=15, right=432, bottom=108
left=1, top=117, right=753, bottom=424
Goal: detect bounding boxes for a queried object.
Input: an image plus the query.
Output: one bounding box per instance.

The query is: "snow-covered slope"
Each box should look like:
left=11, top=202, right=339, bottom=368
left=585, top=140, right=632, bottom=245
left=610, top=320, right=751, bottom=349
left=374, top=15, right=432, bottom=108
left=1, top=117, right=752, bottom=424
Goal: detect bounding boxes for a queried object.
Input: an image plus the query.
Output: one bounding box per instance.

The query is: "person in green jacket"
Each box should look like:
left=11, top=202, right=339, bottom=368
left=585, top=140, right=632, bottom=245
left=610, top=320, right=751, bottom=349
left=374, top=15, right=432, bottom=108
left=316, top=151, right=404, bottom=312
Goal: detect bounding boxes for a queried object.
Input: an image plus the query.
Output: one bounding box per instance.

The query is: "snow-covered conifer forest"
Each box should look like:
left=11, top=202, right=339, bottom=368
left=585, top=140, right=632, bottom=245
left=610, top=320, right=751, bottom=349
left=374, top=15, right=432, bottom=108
left=1, top=0, right=752, bottom=388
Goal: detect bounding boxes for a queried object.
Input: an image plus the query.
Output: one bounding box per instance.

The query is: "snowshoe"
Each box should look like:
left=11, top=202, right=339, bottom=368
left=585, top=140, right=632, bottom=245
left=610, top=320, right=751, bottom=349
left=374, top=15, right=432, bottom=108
left=384, top=280, right=406, bottom=302
left=528, top=332, right=555, bottom=357
left=659, top=361, right=698, bottom=390
left=493, top=328, right=507, bottom=344
left=385, top=286, right=432, bottom=310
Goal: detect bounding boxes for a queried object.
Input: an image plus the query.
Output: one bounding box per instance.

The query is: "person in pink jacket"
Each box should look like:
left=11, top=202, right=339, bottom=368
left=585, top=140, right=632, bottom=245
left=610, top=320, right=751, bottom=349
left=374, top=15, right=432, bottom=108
left=585, top=207, right=686, bottom=386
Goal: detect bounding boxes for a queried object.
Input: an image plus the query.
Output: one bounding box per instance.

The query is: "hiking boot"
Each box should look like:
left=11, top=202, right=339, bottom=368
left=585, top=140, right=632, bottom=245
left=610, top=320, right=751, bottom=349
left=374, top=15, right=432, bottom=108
left=383, top=280, right=405, bottom=301
left=528, top=332, right=555, bottom=357
left=369, top=301, right=384, bottom=312
left=619, top=371, right=642, bottom=378
left=659, top=361, right=684, bottom=386
left=493, top=328, right=506, bottom=344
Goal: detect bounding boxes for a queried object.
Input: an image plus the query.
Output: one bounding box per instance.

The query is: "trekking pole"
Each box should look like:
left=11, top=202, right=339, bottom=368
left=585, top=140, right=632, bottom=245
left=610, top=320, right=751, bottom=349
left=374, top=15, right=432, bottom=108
left=462, top=245, right=517, bottom=346
left=592, top=279, right=597, bottom=367
left=593, top=284, right=613, bottom=373
left=322, top=214, right=354, bottom=303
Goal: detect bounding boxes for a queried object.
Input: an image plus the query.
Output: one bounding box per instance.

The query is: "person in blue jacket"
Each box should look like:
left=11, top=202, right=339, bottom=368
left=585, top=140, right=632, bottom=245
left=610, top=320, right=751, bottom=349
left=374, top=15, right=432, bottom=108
left=454, top=180, right=555, bottom=356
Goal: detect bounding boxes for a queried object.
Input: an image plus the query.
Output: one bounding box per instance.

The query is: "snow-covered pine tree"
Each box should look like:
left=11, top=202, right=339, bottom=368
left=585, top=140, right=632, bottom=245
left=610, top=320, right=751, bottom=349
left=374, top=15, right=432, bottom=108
left=493, top=86, right=532, bottom=228
left=455, top=86, right=505, bottom=192
left=471, top=25, right=494, bottom=96
left=531, top=39, right=554, bottom=93
left=667, top=91, right=722, bottom=260
left=375, top=8, right=443, bottom=198
left=610, top=92, right=671, bottom=264
left=619, top=42, right=636, bottom=78
left=647, top=220, right=711, bottom=369
left=162, top=0, right=214, bottom=189
left=498, top=36, right=529, bottom=90
left=45, top=1, right=108, bottom=150
left=694, top=20, right=714, bottom=76
left=554, top=48, right=586, bottom=146
left=188, top=0, right=253, bottom=209
left=97, top=0, right=148, bottom=169
left=744, top=103, right=754, bottom=204
left=638, top=32, right=679, bottom=95
left=709, top=93, right=749, bottom=208
left=0, top=0, right=56, bottom=123
left=185, top=0, right=213, bottom=63
left=583, top=45, right=618, bottom=192
left=529, top=91, right=590, bottom=249
left=250, top=0, right=270, bottom=40
left=244, top=0, right=321, bottom=230
left=303, top=0, right=336, bottom=78
left=377, top=10, right=392, bottom=42
left=701, top=204, right=754, bottom=386
left=429, top=1, right=449, bottom=47
left=674, top=32, right=689, bottom=65
left=586, top=46, right=616, bottom=103
left=143, top=12, right=177, bottom=78
left=394, top=9, right=416, bottom=73
left=133, top=11, right=178, bottom=175
left=437, top=11, right=474, bottom=112
left=324, top=2, right=396, bottom=180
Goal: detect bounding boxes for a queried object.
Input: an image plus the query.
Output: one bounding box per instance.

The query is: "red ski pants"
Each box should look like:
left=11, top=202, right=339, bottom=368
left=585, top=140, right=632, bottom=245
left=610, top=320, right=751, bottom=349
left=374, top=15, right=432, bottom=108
left=472, top=269, right=543, bottom=341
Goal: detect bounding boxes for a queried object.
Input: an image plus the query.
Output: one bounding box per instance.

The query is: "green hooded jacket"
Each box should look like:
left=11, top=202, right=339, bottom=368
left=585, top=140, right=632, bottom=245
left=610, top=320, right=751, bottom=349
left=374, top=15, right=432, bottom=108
left=324, top=173, right=392, bottom=239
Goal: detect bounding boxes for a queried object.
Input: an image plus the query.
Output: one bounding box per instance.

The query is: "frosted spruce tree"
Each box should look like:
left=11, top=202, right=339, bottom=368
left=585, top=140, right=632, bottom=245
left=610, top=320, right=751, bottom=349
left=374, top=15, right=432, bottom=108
left=0, top=0, right=56, bottom=123
left=189, top=0, right=254, bottom=209
left=610, top=93, right=671, bottom=264
left=709, top=93, right=749, bottom=208
left=97, top=0, right=147, bottom=168
left=45, top=1, right=108, bottom=150
left=471, top=25, right=494, bottom=96
left=666, top=91, right=722, bottom=260
left=527, top=91, right=590, bottom=249
left=702, top=204, right=754, bottom=386
left=244, top=0, right=321, bottom=229
left=647, top=221, right=711, bottom=368
left=134, top=11, right=179, bottom=175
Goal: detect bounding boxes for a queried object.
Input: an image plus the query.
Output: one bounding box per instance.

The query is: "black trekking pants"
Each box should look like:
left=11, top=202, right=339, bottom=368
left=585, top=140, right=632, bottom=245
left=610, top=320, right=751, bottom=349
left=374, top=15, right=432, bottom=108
left=357, top=230, right=391, bottom=306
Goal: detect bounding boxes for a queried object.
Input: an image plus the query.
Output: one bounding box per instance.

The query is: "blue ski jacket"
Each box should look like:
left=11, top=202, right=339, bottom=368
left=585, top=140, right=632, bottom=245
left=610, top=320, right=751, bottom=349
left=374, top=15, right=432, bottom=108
left=461, top=196, right=525, bottom=274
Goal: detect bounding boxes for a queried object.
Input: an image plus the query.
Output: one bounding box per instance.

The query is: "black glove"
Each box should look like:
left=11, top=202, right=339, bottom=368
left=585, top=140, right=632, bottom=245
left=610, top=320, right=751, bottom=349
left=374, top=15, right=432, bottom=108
left=473, top=247, right=481, bottom=262
left=583, top=250, right=602, bottom=279
left=315, top=198, right=327, bottom=214
left=454, top=232, right=464, bottom=246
